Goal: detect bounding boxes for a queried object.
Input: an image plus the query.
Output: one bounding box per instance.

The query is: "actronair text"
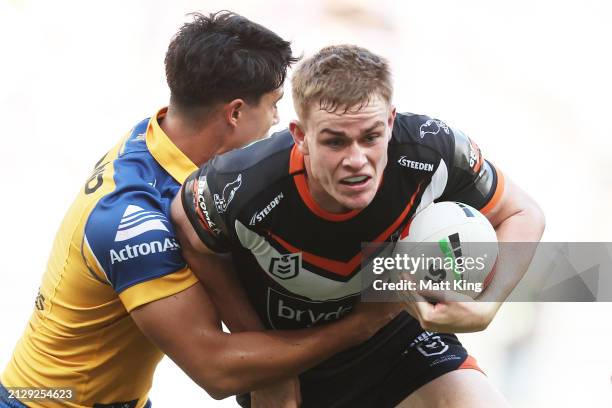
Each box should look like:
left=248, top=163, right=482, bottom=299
left=110, top=238, right=180, bottom=264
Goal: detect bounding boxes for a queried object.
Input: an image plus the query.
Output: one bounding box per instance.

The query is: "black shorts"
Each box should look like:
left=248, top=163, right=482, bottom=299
left=237, top=312, right=482, bottom=408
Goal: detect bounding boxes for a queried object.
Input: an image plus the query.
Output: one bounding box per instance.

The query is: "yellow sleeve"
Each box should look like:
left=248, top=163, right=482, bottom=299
left=119, top=267, right=199, bottom=312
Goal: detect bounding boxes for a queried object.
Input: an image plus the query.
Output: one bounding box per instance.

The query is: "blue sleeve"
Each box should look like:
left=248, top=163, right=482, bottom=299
left=83, top=192, right=187, bottom=294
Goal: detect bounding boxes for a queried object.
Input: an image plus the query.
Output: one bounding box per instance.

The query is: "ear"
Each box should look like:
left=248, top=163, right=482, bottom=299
left=225, top=99, right=245, bottom=128
left=388, top=105, right=397, bottom=128
left=387, top=105, right=397, bottom=140
left=289, top=120, right=309, bottom=155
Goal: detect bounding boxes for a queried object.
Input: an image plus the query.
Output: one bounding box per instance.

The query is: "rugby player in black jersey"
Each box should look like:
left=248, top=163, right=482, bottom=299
left=172, top=44, right=545, bottom=407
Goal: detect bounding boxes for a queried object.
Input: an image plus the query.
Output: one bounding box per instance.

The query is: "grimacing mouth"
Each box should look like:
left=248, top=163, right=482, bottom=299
left=339, top=175, right=371, bottom=186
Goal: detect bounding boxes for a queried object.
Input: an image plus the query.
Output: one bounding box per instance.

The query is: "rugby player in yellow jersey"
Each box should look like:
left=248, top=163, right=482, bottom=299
left=0, top=12, right=402, bottom=408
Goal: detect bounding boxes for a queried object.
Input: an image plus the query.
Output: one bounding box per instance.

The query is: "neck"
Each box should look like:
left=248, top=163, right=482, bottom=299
left=159, top=107, right=227, bottom=167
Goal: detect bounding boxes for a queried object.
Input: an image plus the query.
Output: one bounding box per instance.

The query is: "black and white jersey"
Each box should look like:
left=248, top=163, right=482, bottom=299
left=182, top=113, right=504, bottom=330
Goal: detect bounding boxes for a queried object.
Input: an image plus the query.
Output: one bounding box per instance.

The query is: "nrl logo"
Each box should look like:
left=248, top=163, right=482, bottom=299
left=416, top=335, right=449, bottom=357
left=268, top=253, right=301, bottom=280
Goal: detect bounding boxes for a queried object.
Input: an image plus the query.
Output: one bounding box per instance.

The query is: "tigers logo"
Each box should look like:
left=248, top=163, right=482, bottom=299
left=419, top=119, right=450, bottom=138
left=214, top=174, right=242, bottom=213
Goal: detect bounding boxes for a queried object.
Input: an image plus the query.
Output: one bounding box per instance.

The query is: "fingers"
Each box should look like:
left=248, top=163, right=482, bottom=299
left=401, top=289, right=463, bottom=331
left=401, top=291, right=435, bottom=325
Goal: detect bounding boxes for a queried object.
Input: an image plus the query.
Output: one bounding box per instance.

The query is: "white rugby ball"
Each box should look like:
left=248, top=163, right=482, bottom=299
left=395, top=201, right=498, bottom=298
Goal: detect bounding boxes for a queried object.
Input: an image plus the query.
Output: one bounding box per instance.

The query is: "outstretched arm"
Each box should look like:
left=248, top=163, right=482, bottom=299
left=131, top=281, right=397, bottom=400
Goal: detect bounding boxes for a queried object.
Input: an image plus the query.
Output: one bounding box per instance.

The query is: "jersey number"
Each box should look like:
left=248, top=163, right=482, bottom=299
left=85, top=153, right=109, bottom=195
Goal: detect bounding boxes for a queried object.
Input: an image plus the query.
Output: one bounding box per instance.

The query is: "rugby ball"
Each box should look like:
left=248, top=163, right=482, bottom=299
left=394, top=202, right=498, bottom=299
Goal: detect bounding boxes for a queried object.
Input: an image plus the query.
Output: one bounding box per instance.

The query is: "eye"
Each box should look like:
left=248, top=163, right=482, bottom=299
left=324, top=138, right=344, bottom=148
left=364, top=133, right=381, bottom=144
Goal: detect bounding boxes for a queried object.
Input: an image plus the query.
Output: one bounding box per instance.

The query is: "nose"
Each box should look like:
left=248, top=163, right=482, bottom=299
left=342, top=143, right=367, bottom=170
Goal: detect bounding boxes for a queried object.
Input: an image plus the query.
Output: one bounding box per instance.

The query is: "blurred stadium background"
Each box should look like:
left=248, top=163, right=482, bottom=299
left=1, top=0, right=610, bottom=406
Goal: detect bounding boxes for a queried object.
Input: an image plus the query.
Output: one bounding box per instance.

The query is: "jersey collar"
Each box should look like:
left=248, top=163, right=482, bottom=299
left=289, top=145, right=363, bottom=222
left=146, top=107, right=198, bottom=184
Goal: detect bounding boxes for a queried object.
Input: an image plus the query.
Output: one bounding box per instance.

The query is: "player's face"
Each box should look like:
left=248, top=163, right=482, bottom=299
left=233, top=87, right=283, bottom=147
left=295, top=96, right=396, bottom=213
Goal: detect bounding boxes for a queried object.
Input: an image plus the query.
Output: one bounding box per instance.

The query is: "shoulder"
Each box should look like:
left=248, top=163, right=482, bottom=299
left=180, top=129, right=295, bottom=252
left=77, top=114, right=194, bottom=299
left=202, top=129, right=295, bottom=214
left=390, top=112, right=458, bottom=171
left=213, top=128, right=294, bottom=173
left=83, top=178, right=183, bottom=293
left=392, top=112, right=454, bottom=150
left=391, top=112, right=481, bottom=165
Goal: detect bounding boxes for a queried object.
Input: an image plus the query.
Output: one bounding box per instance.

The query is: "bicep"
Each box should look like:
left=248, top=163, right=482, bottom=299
left=131, top=282, right=222, bottom=363
left=483, top=176, right=544, bottom=230
left=171, top=188, right=264, bottom=331
left=439, top=126, right=502, bottom=210
left=172, top=167, right=233, bottom=254
left=483, top=176, right=518, bottom=228
left=170, top=186, right=241, bottom=300
left=171, top=188, right=212, bottom=254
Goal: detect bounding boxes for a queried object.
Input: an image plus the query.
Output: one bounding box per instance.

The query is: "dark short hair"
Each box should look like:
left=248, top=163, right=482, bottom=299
left=165, top=11, right=297, bottom=112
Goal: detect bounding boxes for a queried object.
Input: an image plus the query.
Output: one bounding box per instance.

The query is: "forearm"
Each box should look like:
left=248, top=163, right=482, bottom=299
left=179, top=249, right=265, bottom=332
left=182, top=312, right=376, bottom=398
left=201, top=267, right=265, bottom=332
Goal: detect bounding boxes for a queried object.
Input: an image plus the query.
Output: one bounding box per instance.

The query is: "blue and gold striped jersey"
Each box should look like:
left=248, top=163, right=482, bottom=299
left=2, top=108, right=199, bottom=408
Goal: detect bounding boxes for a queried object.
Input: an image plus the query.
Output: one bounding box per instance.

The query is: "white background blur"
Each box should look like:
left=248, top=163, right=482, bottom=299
left=1, top=0, right=611, bottom=407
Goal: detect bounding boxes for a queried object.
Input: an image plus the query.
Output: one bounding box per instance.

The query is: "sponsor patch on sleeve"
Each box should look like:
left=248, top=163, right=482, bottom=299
left=84, top=201, right=187, bottom=293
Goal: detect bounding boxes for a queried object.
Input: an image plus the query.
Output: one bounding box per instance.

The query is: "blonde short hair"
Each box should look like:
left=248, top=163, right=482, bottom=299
left=292, top=45, right=393, bottom=120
